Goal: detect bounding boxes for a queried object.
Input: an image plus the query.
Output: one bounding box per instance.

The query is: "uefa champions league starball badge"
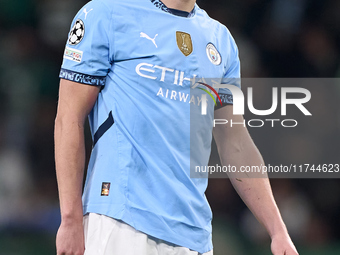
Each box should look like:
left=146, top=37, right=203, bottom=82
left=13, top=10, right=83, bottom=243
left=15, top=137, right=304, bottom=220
left=206, top=43, right=221, bottom=65
left=68, top=19, right=85, bottom=45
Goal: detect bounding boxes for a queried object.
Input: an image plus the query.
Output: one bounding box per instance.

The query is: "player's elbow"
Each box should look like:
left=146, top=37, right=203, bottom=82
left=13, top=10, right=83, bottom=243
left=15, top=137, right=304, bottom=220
left=54, top=112, right=65, bottom=130
left=54, top=112, right=85, bottom=133
left=215, top=132, right=245, bottom=155
left=224, top=139, right=245, bottom=156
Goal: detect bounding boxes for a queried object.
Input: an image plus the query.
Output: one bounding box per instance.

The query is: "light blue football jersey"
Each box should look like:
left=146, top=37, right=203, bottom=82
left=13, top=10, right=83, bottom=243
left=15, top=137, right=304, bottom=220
left=60, top=0, right=240, bottom=253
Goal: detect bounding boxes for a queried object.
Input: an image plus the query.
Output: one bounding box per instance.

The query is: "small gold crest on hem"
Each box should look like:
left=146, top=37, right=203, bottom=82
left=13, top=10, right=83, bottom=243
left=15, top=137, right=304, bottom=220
left=101, top=182, right=111, bottom=196
left=176, top=31, right=193, bottom=56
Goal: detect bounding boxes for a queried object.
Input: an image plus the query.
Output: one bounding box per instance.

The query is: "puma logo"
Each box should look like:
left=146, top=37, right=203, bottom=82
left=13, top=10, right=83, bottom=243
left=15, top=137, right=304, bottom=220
left=140, top=32, right=158, bottom=48
left=83, top=8, right=93, bottom=19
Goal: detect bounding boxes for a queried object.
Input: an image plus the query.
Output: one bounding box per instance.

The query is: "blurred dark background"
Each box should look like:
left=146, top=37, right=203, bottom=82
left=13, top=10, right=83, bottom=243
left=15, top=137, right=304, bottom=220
left=0, top=0, right=339, bottom=254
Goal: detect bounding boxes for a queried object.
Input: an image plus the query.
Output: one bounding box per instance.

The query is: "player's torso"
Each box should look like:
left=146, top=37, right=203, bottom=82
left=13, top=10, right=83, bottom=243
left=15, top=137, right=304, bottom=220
left=88, top=0, right=231, bottom=173
left=81, top=2, right=226, bottom=251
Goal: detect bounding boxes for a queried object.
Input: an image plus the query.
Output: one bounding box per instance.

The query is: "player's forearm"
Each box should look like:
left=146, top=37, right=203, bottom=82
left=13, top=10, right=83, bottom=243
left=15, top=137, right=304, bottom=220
left=230, top=175, right=287, bottom=238
left=219, top=139, right=288, bottom=238
left=55, top=115, right=86, bottom=222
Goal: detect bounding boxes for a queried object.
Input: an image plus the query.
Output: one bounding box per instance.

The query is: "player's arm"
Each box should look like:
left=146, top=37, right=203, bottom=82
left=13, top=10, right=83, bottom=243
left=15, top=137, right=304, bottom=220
left=55, top=79, right=100, bottom=255
left=213, top=105, right=298, bottom=255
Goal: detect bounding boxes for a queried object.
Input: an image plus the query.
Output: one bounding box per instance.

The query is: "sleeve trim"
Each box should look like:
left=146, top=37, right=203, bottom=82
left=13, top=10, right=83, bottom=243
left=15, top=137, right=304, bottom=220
left=214, top=93, right=233, bottom=110
left=59, top=68, right=106, bottom=86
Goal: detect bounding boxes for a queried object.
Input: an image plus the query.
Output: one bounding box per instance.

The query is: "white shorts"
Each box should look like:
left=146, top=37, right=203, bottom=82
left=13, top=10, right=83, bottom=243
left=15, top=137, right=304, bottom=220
left=83, top=213, right=213, bottom=255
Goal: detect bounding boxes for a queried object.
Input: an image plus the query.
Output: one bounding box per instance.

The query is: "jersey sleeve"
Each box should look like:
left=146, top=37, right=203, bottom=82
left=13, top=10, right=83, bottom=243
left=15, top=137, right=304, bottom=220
left=59, top=0, right=113, bottom=86
left=216, top=32, right=241, bottom=109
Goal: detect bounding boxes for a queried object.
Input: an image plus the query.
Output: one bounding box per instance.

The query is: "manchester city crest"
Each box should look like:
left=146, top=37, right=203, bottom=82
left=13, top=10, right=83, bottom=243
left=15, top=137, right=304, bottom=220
left=206, top=43, right=221, bottom=65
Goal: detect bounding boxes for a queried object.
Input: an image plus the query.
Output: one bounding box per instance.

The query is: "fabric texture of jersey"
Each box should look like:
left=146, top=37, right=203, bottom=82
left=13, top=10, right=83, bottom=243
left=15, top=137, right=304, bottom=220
left=60, top=0, right=240, bottom=253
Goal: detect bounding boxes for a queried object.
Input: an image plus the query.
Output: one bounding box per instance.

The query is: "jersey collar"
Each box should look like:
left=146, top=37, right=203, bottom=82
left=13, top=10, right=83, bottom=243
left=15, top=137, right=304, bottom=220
left=150, top=0, right=195, bottom=17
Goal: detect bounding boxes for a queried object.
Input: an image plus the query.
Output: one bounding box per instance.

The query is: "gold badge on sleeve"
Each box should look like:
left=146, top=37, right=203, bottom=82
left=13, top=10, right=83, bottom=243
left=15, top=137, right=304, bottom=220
left=176, top=31, right=193, bottom=56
